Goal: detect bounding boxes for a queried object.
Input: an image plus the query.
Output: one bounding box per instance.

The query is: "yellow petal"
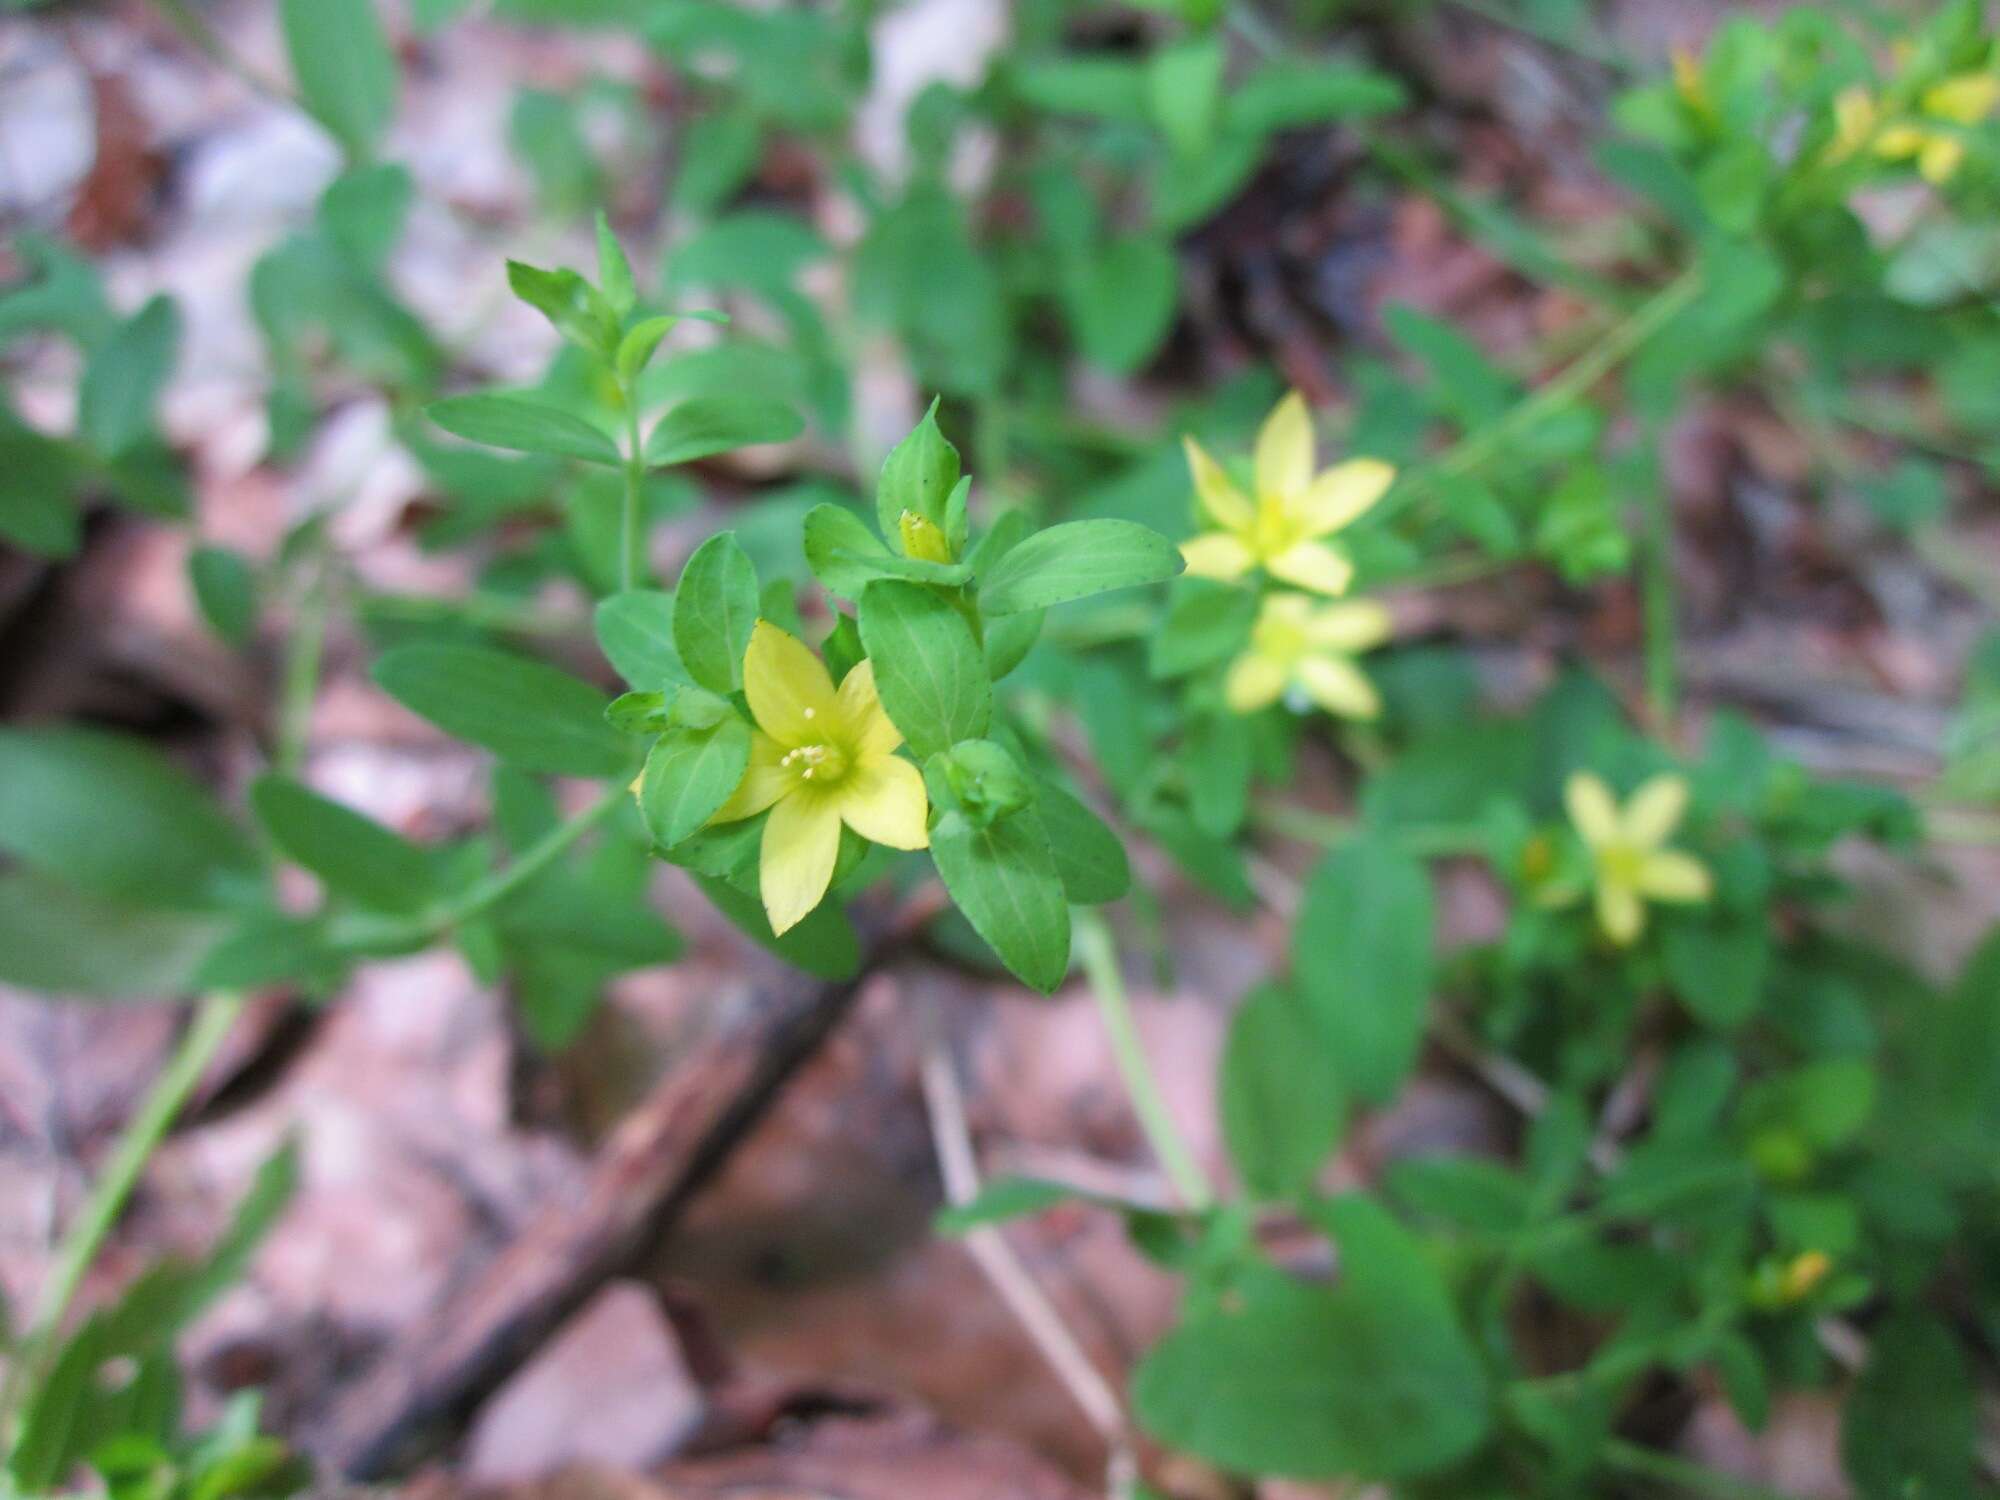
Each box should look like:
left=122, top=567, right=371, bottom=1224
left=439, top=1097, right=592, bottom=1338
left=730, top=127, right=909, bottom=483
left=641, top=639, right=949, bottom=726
left=1305, top=599, right=1392, bottom=653
left=760, top=785, right=843, bottom=934
left=1254, top=392, right=1315, bottom=504
left=1832, top=87, right=1876, bottom=155
left=837, top=753, right=929, bottom=850
left=708, top=730, right=790, bottom=824
left=1224, top=651, right=1287, bottom=713
left=744, top=620, right=836, bottom=745
left=1295, top=655, right=1381, bottom=719
left=835, top=658, right=902, bottom=759
left=1621, top=773, right=1690, bottom=848
left=1636, top=850, right=1713, bottom=904
left=1875, top=123, right=1926, bottom=159
left=1919, top=134, right=1966, bottom=183
left=1565, top=772, right=1620, bottom=848
left=1181, top=532, right=1257, bottom=580
left=1265, top=539, right=1353, bottom=596
left=1182, top=436, right=1252, bottom=530
left=1596, top=879, right=1645, bottom=946
left=1923, top=74, right=1999, bottom=126
left=1295, top=457, right=1394, bottom=537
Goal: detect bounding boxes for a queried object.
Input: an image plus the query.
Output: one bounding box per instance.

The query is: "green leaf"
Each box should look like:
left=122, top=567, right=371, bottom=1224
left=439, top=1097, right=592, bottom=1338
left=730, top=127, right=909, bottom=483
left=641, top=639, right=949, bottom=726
left=673, top=532, right=760, bottom=693
left=250, top=774, right=437, bottom=914
left=1011, top=56, right=1149, bottom=121
left=279, top=0, right=397, bottom=157
left=1035, top=782, right=1129, bottom=905
left=874, top=399, right=961, bottom=540
left=0, top=872, right=223, bottom=1001
left=1842, top=1313, right=1977, bottom=1500
left=978, top=519, right=1182, bottom=615
left=1150, top=578, right=1256, bottom=678
left=0, top=726, right=261, bottom=910
left=1134, top=1197, right=1489, bottom=1480
left=506, top=259, right=613, bottom=354
left=1220, top=983, right=1344, bottom=1199
left=643, top=395, right=802, bottom=467
left=188, top=544, right=258, bottom=646
left=1228, top=62, right=1407, bottom=131
left=1293, top=833, right=1434, bottom=1103
left=595, top=210, right=637, bottom=318
left=1148, top=38, right=1225, bottom=159
left=803, top=502, right=890, bottom=596
left=639, top=717, right=751, bottom=847
left=934, top=1176, right=1078, bottom=1235
left=857, top=580, right=992, bottom=758
left=0, top=411, right=81, bottom=557
left=427, top=393, right=621, bottom=465
left=1065, top=236, right=1178, bottom=374
left=805, top=505, right=973, bottom=598
left=928, top=807, right=1070, bottom=993
left=615, top=314, right=680, bottom=386
left=594, top=589, right=691, bottom=689
left=694, top=871, right=861, bottom=980
left=372, top=644, right=629, bottom=776
left=1662, top=913, right=1769, bottom=1029
left=78, top=295, right=179, bottom=458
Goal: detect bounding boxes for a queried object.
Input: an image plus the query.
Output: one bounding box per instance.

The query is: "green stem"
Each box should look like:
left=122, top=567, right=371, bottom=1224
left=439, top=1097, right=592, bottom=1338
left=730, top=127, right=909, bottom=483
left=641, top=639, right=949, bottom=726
left=1601, top=1438, right=1805, bottom=1500
left=1251, top=802, right=1489, bottom=857
left=276, top=561, right=331, bottom=779
left=0, top=991, right=247, bottom=1437
left=335, top=785, right=629, bottom=955
left=1640, top=444, right=1680, bottom=733
left=1386, top=264, right=1706, bottom=525
left=1074, top=912, right=1214, bottom=1213
left=620, top=392, right=646, bottom=593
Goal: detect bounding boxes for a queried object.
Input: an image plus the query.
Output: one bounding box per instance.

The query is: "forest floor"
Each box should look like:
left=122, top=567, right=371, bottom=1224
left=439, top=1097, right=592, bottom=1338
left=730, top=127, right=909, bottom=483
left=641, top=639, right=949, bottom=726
left=3, top=1, right=1998, bottom=1497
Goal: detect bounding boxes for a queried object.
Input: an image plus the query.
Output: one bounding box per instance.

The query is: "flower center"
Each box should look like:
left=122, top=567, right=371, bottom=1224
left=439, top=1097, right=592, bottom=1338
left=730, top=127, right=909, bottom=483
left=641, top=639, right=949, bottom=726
left=1251, top=495, right=1299, bottom=557
left=1597, top=841, right=1645, bottom=887
left=782, top=741, right=849, bottom=785
left=1252, top=615, right=1309, bottom=668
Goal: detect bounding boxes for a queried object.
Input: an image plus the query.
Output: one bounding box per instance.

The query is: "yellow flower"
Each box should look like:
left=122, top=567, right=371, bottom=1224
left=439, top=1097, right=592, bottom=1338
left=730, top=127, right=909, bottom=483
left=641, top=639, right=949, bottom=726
left=1180, top=392, right=1393, bottom=597
left=1559, top=771, right=1713, bottom=946
left=1828, top=85, right=1880, bottom=160
left=1671, top=48, right=1708, bottom=115
left=1779, top=1250, right=1832, bottom=1301
left=1224, top=593, right=1390, bottom=719
left=1830, top=74, right=1997, bottom=183
left=709, top=621, right=929, bottom=935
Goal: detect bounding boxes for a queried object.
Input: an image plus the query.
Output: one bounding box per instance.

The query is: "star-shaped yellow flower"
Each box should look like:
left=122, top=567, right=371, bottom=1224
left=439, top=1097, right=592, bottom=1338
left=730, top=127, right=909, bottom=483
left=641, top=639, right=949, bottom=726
left=709, top=621, right=928, bottom=935
left=1831, top=73, right=1998, bottom=182
left=1224, top=593, right=1391, bottom=719
left=1558, top=771, right=1713, bottom=946
left=1180, top=392, right=1393, bottom=598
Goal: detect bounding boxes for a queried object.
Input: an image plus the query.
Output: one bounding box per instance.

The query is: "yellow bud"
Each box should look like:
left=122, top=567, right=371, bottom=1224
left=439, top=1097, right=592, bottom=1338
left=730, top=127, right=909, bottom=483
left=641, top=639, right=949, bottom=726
left=1780, top=1250, right=1832, bottom=1301
left=898, top=509, right=953, bottom=564
left=1672, top=49, right=1707, bottom=112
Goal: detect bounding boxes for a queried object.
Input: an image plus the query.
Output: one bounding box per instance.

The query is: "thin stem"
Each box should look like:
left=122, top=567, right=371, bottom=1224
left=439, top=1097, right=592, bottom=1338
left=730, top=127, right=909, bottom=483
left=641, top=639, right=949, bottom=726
left=350, top=785, right=627, bottom=951
left=1250, top=802, right=1490, bottom=857
left=1073, top=912, right=1214, bottom=1213
left=1384, top=264, right=1706, bottom=525
left=620, top=391, right=646, bottom=592
left=1640, top=443, right=1680, bottom=733
left=1601, top=1438, right=1806, bottom=1500
left=919, top=1038, right=1136, bottom=1498
left=0, top=991, right=247, bottom=1435
left=276, top=559, right=331, bottom=779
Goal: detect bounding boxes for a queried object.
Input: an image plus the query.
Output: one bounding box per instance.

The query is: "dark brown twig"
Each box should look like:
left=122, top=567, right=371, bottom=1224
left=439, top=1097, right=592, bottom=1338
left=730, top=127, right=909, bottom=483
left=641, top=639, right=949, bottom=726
left=303, top=888, right=946, bottom=1480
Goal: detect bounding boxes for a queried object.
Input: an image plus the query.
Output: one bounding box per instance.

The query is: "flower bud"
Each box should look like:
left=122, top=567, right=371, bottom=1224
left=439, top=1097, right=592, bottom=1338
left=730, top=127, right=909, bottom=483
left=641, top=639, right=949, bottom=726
left=940, top=739, right=1033, bottom=826
left=899, top=508, right=953, bottom=564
